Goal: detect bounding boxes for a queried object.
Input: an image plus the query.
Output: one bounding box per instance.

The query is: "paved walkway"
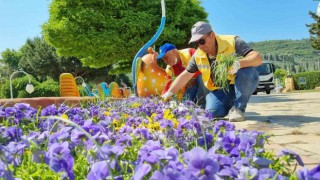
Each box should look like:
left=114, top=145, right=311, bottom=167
left=235, top=92, right=320, bottom=170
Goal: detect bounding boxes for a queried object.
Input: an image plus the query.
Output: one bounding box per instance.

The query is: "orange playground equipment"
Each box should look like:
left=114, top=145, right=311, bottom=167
left=59, top=73, right=80, bottom=97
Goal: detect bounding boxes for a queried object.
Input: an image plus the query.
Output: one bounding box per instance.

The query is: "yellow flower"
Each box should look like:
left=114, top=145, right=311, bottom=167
left=164, top=109, right=170, bottom=118
left=164, top=109, right=175, bottom=121
left=130, top=102, right=141, bottom=108
left=153, top=122, right=160, bottom=131
left=61, top=113, right=68, bottom=119
left=173, top=120, right=179, bottom=129
left=151, top=113, right=157, bottom=119
left=112, top=119, right=119, bottom=127
left=147, top=117, right=153, bottom=124
left=104, top=111, right=111, bottom=116
left=185, top=115, right=192, bottom=120
left=122, top=113, right=130, bottom=119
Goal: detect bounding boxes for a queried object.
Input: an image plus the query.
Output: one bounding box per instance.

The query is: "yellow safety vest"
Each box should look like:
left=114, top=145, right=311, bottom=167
left=165, top=49, right=192, bottom=77
left=195, top=35, right=236, bottom=91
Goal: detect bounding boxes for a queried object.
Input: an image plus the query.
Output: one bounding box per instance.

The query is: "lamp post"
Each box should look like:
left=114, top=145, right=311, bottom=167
left=75, top=76, right=87, bottom=87
left=10, top=70, right=34, bottom=99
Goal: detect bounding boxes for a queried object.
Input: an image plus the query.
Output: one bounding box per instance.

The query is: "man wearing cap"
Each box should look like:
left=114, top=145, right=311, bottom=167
left=162, top=21, right=262, bottom=122
left=157, top=43, right=204, bottom=104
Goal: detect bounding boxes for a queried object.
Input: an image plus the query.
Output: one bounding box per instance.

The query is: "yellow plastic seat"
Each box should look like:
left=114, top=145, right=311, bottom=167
left=59, top=73, right=80, bottom=97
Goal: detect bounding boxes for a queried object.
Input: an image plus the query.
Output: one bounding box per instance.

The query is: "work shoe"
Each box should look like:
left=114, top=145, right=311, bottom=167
left=227, top=107, right=245, bottom=122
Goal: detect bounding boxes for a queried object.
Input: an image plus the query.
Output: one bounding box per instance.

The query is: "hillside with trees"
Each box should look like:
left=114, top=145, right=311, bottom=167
left=249, top=39, right=320, bottom=73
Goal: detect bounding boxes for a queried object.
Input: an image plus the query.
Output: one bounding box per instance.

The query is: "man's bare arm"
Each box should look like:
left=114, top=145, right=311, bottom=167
left=167, top=70, right=195, bottom=93
left=239, top=51, right=263, bottom=68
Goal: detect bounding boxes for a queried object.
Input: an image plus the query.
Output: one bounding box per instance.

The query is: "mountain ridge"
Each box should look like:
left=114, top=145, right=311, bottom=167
left=249, top=39, right=319, bottom=72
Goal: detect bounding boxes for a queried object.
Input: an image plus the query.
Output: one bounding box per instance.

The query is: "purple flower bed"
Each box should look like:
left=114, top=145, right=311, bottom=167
left=0, top=97, right=319, bottom=179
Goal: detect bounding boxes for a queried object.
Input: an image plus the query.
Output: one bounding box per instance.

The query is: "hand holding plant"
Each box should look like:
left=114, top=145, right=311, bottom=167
left=228, top=60, right=240, bottom=74
left=212, top=54, right=238, bottom=91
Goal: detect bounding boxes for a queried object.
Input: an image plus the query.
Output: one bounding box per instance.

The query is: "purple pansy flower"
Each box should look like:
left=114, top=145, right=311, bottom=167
left=87, top=161, right=110, bottom=180
left=184, top=147, right=219, bottom=179
left=2, top=126, right=23, bottom=143
left=253, top=156, right=273, bottom=168
left=100, top=144, right=124, bottom=159
left=115, top=134, right=132, bottom=147
left=278, top=149, right=304, bottom=167
left=49, top=127, right=73, bottom=144
left=197, top=132, right=213, bottom=147
left=296, top=164, right=320, bottom=180
left=221, top=131, right=240, bottom=157
left=46, top=141, right=75, bottom=180
left=5, top=141, right=28, bottom=166
left=41, top=104, right=59, bottom=116
left=213, top=120, right=235, bottom=136
left=238, top=166, right=259, bottom=180
left=133, top=164, right=152, bottom=180
left=257, top=168, right=288, bottom=180
left=137, top=140, right=163, bottom=164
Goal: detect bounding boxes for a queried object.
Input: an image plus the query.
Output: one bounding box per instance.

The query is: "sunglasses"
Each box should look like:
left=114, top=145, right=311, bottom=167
left=196, top=33, right=211, bottom=46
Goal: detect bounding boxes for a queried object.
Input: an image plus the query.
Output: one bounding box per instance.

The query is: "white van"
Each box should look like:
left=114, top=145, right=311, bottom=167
left=253, top=61, right=276, bottom=94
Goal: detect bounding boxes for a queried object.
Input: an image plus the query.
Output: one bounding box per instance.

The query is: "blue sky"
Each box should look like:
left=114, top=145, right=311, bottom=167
left=0, top=0, right=319, bottom=54
left=202, top=0, right=319, bottom=43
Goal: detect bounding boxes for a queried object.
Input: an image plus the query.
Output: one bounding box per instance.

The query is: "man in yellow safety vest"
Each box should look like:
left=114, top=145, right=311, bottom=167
left=162, top=21, right=262, bottom=122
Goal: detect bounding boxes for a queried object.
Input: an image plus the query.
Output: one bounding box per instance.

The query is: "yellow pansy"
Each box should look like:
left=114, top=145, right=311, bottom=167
left=122, top=113, right=130, bottom=119
left=130, top=102, right=141, bottom=108
left=185, top=115, right=192, bottom=120
left=164, top=109, right=175, bottom=121
left=104, top=111, right=111, bottom=116
left=112, top=119, right=119, bottom=127
left=173, top=120, right=179, bottom=129
left=153, top=122, right=160, bottom=131
left=61, top=113, right=68, bottom=119
left=147, top=117, right=153, bottom=124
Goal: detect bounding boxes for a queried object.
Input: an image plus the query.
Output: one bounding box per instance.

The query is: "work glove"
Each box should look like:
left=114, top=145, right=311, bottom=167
left=161, top=91, right=174, bottom=102
left=228, top=61, right=240, bottom=75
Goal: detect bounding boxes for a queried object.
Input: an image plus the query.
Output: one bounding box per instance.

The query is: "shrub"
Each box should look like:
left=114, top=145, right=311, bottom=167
left=0, top=76, right=40, bottom=99
left=0, top=77, right=63, bottom=98
left=1, top=76, right=92, bottom=98
left=293, top=71, right=320, bottom=90
left=17, top=78, right=60, bottom=98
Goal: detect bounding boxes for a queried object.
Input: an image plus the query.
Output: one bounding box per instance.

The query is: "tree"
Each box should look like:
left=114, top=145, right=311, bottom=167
left=306, top=11, right=320, bottom=50
left=18, top=36, right=121, bottom=83
left=274, top=68, right=287, bottom=85
left=42, top=0, right=207, bottom=74
left=0, top=48, right=21, bottom=71
left=19, top=37, right=60, bottom=80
